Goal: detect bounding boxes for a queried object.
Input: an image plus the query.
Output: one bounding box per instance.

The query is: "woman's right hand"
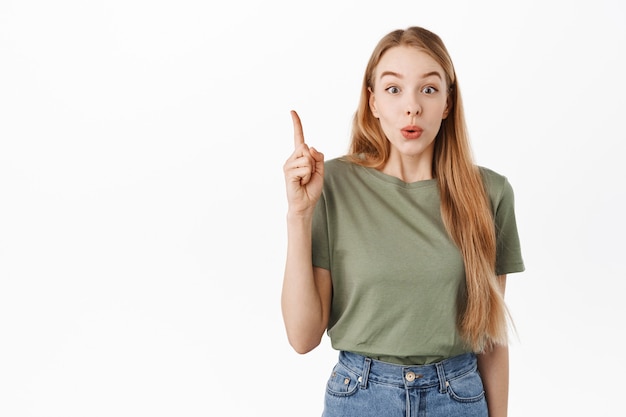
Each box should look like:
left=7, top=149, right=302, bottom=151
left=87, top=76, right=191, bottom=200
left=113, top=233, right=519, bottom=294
left=283, top=110, right=324, bottom=216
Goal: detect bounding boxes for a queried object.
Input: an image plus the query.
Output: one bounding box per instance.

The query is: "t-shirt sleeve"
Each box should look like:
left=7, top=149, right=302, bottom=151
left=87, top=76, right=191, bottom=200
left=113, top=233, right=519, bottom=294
left=311, top=193, right=331, bottom=270
left=494, top=177, right=525, bottom=275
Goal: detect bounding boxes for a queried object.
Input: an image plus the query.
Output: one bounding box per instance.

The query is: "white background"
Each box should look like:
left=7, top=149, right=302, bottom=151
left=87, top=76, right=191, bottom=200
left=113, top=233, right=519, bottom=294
left=1, top=0, right=624, bottom=415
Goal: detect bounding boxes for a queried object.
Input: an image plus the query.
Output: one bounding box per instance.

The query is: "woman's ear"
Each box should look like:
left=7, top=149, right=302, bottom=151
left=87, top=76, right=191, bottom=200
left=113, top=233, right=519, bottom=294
left=442, top=95, right=452, bottom=120
left=368, top=87, right=379, bottom=118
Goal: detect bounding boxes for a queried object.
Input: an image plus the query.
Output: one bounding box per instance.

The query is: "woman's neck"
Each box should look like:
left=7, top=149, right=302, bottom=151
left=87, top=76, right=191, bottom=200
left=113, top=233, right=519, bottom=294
left=381, top=152, right=434, bottom=183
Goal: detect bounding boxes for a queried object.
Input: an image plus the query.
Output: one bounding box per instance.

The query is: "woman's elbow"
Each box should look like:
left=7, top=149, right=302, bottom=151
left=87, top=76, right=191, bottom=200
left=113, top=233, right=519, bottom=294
left=287, top=333, right=322, bottom=354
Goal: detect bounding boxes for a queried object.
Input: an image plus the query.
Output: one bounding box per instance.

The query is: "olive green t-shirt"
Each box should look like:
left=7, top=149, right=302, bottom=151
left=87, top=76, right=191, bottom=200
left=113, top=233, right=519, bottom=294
left=311, top=158, right=525, bottom=365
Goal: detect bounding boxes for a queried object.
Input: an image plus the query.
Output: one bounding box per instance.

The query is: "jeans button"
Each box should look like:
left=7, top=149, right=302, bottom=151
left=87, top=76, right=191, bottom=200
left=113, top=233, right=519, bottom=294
left=405, top=371, right=416, bottom=382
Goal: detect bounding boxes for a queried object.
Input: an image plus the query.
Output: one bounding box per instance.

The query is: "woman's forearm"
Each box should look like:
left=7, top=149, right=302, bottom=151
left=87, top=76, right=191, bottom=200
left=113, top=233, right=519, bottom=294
left=477, top=343, right=509, bottom=417
left=281, top=213, right=331, bottom=354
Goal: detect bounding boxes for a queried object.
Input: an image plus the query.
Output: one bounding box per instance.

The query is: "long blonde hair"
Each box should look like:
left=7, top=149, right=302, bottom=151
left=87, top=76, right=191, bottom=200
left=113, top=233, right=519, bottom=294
left=347, top=26, right=508, bottom=351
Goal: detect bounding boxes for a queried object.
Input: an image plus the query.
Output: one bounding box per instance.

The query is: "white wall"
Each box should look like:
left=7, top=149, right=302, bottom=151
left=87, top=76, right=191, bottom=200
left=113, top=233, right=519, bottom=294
left=1, top=0, right=624, bottom=415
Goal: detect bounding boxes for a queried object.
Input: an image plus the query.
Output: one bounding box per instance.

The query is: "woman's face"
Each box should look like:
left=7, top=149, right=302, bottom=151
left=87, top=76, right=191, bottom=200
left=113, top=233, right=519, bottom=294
left=369, top=45, right=450, bottom=162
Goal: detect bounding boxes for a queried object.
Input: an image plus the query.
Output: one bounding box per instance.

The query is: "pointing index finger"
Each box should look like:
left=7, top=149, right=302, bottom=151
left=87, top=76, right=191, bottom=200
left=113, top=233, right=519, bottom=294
left=291, top=110, right=304, bottom=149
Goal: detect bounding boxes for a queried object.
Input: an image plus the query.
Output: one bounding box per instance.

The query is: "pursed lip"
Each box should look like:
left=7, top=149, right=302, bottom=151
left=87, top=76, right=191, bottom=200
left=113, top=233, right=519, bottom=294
left=401, top=125, right=424, bottom=139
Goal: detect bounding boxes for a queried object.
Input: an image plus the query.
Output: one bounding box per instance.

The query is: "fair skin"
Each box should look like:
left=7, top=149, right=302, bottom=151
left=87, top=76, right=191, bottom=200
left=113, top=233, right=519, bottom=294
left=369, top=46, right=450, bottom=182
left=477, top=275, right=509, bottom=417
left=282, top=45, right=509, bottom=416
left=282, top=110, right=331, bottom=354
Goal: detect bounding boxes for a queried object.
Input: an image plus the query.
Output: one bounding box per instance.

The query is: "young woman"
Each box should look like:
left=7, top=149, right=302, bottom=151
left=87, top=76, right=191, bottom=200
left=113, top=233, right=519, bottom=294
left=282, top=26, right=524, bottom=417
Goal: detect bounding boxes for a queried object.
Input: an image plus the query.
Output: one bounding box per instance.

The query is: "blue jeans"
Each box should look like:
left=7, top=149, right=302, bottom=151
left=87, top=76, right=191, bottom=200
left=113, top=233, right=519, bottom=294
left=323, top=351, right=488, bottom=417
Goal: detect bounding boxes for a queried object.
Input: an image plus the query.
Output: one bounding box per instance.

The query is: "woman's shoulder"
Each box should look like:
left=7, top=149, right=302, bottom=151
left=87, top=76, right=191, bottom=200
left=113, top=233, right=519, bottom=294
left=321, top=156, right=373, bottom=192
left=478, top=165, right=506, bottom=183
left=478, top=166, right=515, bottom=204
left=323, top=156, right=359, bottom=176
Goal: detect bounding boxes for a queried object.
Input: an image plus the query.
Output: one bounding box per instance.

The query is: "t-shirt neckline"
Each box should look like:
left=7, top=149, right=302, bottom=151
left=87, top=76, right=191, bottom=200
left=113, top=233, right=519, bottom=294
left=359, top=165, right=437, bottom=190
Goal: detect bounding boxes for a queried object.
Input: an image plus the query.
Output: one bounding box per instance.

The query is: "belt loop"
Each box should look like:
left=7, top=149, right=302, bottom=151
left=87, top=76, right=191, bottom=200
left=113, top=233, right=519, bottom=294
left=435, top=362, right=447, bottom=393
left=360, top=357, right=371, bottom=389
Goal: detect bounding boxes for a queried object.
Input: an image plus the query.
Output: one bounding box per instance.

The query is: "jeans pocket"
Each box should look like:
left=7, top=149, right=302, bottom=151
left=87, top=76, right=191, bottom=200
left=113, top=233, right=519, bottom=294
left=446, top=369, right=486, bottom=403
left=326, top=362, right=360, bottom=397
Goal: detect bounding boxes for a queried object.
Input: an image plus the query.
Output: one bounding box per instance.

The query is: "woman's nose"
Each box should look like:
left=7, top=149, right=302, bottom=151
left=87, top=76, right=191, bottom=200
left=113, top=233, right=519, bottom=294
left=406, top=97, right=421, bottom=116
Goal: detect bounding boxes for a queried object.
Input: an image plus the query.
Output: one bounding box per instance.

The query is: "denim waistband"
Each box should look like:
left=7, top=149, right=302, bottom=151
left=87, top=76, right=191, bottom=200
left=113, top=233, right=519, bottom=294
left=338, top=350, right=477, bottom=391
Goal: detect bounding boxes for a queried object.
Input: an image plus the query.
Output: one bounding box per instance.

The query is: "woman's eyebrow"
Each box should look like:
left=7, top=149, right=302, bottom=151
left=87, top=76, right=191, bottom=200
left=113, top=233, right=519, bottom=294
left=422, top=71, right=443, bottom=79
left=379, top=70, right=402, bottom=79
left=379, top=70, right=443, bottom=80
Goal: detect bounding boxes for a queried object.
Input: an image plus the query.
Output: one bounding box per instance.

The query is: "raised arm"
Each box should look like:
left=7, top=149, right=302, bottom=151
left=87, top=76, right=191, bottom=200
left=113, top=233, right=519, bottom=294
left=281, top=111, right=332, bottom=354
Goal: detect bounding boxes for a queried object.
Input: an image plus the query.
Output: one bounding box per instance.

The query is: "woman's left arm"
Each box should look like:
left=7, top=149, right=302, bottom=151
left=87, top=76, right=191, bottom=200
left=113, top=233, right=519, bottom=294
left=477, top=274, right=509, bottom=417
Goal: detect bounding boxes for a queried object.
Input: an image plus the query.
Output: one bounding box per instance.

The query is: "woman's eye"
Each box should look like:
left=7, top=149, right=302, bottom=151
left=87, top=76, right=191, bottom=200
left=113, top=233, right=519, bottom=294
left=422, top=86, right=437, bottom=94
left=385, top=86, right=400, bottom=94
